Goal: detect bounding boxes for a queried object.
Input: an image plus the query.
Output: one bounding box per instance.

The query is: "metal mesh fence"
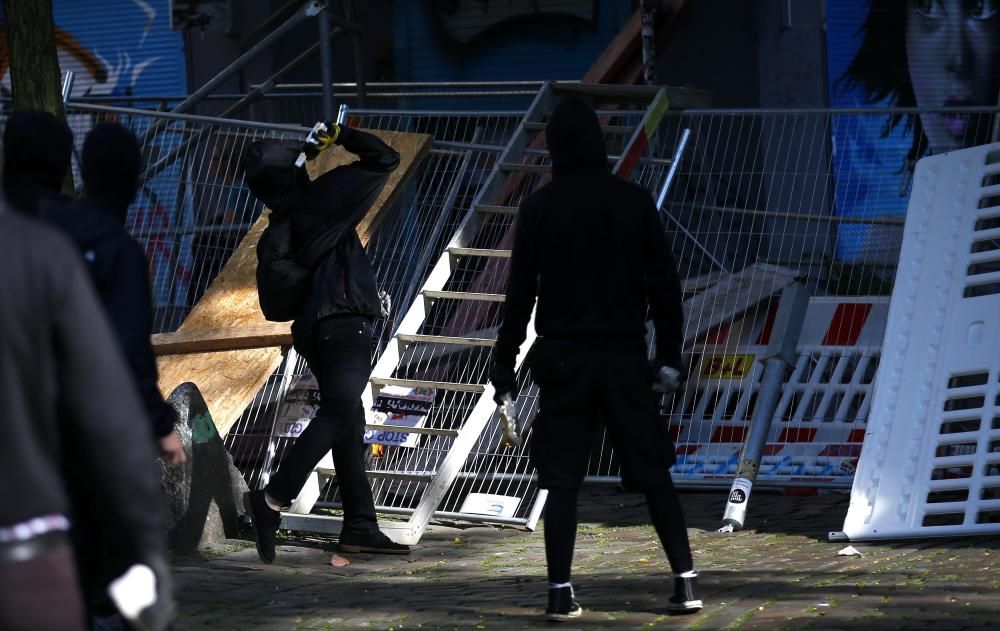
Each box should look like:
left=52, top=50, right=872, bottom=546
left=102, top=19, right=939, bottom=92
left=584, top=107, right=998, bottom=488
left=8, top=101, right=996, bottom=509
left=63, top=103, right=310, bottom=332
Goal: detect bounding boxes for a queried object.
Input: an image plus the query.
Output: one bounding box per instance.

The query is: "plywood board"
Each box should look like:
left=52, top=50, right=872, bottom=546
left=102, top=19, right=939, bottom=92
left=151, top=324, right=293, bottom=355
left=157, top=129, right=433, bottom=438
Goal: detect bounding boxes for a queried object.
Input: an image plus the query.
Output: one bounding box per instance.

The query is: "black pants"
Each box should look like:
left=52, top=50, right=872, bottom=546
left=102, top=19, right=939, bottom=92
left=267, top=315, right=379, bottom=535
left=530, top=338, right=693, bottom=582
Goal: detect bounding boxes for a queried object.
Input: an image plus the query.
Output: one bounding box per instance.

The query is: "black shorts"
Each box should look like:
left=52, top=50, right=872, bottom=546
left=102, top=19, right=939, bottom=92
left=528, top=339, right=677, bottom=490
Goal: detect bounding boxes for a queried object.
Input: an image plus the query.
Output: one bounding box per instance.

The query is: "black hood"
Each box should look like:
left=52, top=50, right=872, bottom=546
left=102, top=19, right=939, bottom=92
left=81, top=123, right=143, bottom=223
left=242, top=140, right=308, bottom=213
left=545, top=96, right=608, bottom=177
left=2, top=110, right=73, bottom=216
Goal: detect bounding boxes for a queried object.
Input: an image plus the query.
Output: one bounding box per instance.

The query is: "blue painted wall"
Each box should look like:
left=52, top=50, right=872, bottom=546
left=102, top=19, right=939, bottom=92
left=393, top=0, right=633, bottom=83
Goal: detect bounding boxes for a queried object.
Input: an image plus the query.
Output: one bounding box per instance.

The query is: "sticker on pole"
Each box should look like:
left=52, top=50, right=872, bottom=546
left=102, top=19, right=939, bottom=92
left=727, top=477, right=753, bottom=504
left=275, top=375, right=320, bottom=439
left=700, top=354, right=756, bottom=379
left=459, top=493, right=521, bottom=518
left=365, top=386, right=434, bottom=449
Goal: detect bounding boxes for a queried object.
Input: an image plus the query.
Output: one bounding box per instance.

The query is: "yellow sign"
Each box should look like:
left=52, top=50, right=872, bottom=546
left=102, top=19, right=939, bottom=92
left=700, top=354, right=756, bottom=379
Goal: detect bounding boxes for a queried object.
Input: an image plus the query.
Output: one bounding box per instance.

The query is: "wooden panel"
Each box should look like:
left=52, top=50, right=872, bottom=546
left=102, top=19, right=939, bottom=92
left=157, top=129, right=433, bottom=437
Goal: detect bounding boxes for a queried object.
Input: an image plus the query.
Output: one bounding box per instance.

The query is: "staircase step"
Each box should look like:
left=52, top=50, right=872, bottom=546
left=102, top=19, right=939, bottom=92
left=397, top=334, right=496, bottom=347
left=475, top=204, right=519, bottom=216
left=499, top=163, right=551, bottom=174
left=316, top=467, right=435, bottom=483
left=423, top=290, right=506, bottom=303
left=551, top=82, right=661, bottom=100
left=449, top=247, right=511, bottom=259
left=363, top=425, right=460, bottom=437
left=523, top=121, right=633, bottom=135
left=370, top=376, right=486, bottom=393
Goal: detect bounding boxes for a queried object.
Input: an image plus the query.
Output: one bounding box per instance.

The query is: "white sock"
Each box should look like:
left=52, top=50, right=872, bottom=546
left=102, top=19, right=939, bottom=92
left=549, top=582, right=573, bottom=594
left=676, top=570, right=698, bottom=579
left=264, top=491, right=284, bottom=512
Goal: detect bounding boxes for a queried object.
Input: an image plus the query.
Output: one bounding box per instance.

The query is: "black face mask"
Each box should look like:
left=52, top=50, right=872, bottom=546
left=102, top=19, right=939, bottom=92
left=243, top=140, right=307, bottom=212
left=546, top=96, right=608, bottom=177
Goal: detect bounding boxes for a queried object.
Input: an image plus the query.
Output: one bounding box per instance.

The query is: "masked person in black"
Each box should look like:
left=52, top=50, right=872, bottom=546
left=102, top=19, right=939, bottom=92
left=242, top=123, right=410, bottom=561
left=39, top=123, right=186, bottom=629
left=2, top=110, right=73, bottom=217
left=490, top=97, right=702, bottom=621
left=0, top=207, right=174, bottom=631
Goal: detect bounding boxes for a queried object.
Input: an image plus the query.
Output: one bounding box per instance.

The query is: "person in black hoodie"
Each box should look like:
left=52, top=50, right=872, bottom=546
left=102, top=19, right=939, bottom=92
left=490, top=97, right=702, bottom=621
left=39, top=123, right=186, bottom=628
left=41, top=123, right=186, bottom=462
left=0, top=207, right=173, bottom=630
left=2, top=110, right=73, bottom=217
left=242, top=123, right=410, bottom=561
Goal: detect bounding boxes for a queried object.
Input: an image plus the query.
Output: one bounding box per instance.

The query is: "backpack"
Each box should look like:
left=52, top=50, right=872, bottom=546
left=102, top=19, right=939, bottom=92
left=255, top=213, right=312, bottom=322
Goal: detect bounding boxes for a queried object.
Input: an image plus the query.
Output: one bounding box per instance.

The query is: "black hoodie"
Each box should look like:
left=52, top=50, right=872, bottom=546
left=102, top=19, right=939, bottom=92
left=0, top=208, right=167, bottom=567
left=243, top=126, right=400, bottom=342
left=39, top=123, right=176, bottom=439
left=2, top=110, right=73, bottom=216
left=494, top=97, right=685, bottom=372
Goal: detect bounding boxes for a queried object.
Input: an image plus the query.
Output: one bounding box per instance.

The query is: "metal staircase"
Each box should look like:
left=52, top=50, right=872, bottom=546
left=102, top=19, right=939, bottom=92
left=279, top=81, right=706, bottom=544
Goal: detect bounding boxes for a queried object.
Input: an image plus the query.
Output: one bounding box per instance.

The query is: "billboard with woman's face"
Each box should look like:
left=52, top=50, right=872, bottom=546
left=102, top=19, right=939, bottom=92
left=827, top=0, right=1000, bottom=260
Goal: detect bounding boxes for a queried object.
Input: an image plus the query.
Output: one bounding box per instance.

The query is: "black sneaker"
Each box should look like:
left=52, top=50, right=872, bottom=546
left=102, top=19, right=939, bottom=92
left=667, top=573, right=703, bottom=614
left=545, top=586, right=583, bottom=622
left=338, top=529, right=410, bottom=555
left=243, top=490, right=281, bottom=564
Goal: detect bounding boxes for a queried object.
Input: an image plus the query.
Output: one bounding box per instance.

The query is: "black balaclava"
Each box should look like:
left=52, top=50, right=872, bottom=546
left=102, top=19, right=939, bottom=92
left=81, top=123, right=143, bottom=223
left=241, top=139, right=308, bottom=214
left=2, top=110, right=73, bottom=216
left=545, top=96, right=608, bottom=177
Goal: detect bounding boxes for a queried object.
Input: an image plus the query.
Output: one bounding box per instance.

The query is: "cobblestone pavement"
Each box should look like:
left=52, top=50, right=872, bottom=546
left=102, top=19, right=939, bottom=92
left=173, top=487, right=1000, bottom=630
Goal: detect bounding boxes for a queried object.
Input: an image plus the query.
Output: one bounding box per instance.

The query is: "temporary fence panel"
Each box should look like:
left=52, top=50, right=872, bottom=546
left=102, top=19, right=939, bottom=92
left=25, top=102, right=997, bottom=531
left=667, top=296, right=886, bottom=488
left=64, top=103, right=309, bottom=333
left=838, top=143, right=1000, bottom=541
left=572, top=107, right=993, bottom=491
left=275, top=83, right=699, bottom=543
left=225, top=140, right=507, bottom=493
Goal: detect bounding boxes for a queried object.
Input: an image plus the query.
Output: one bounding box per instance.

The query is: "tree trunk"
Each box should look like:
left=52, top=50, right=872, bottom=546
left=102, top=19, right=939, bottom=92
left=2, top=0, right=64, bottom=118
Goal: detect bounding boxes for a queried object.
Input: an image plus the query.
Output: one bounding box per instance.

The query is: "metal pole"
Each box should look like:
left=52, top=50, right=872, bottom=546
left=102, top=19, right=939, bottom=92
left=719, top=282, right=810, bottom=532
left=141, top=34, right=340, bottom=180
left=640, top=0, right=658, bottom=86
left=318, top=8, right=335, bottom=120
left=175, top=0, right=326, bottom=115
left=260, top=348, right=301, bottom=489
left=654, top=128, right=731, bottom=273
left=61, top=71, right=75, bottom=103
left=350, top=0, right=367, bottom=107
left=140, top=0, right=326, bottom=146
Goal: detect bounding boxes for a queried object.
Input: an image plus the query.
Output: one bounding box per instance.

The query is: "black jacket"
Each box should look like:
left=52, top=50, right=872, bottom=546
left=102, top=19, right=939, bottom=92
left=494, top=97, right=685, bottom=372
left=0, top=209, right=166, bottom=561
left=244, top=126, right=400, bottom=342
left=40, top=198, right=177, bottom=438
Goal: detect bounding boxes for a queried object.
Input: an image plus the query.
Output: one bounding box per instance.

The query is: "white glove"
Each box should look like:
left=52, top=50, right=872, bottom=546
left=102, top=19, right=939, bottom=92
left=652, top=365, right=682, bottom=394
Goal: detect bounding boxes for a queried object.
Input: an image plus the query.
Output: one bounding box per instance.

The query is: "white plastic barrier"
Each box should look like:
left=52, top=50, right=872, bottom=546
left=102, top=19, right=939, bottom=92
left=839, top=143, right=1000, bottom=541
